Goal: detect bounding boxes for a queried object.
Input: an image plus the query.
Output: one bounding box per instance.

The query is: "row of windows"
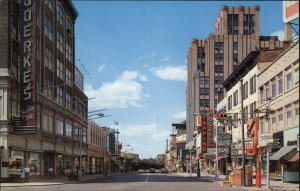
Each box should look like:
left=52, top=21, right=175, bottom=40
left=45, top=0, right=73, bottom=36
left=260, top=65, right=299, bottom=103
left=228, top=74, right=257, bottom=109
left=227, top=14, right=255, bottom=35
left=44, top=16, right=73, bottom=61
left=42, top=80, right=87, bottom=118
left=199, top=87, right=224, bottom=96
left=90, top=127, right=105, bottom=148
left=39, top=112, right=87, bottom=142
left=261, top=102, right=299, bottom=134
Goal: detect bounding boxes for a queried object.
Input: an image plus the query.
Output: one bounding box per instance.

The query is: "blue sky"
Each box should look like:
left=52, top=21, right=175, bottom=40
left=73, top=1, right=285, bottom=159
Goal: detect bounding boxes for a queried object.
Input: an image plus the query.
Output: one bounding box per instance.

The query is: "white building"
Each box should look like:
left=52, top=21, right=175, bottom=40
left=223, top=48, right=286, bottom=170
left=257, top=41, right=299, bottom=182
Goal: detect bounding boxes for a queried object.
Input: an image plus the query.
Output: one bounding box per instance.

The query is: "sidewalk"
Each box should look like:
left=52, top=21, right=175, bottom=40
left=174, top=172, right=299, bottom=191
left=0, top=172, right=121, bottom=187
left=174, top=172, right=226, bottom=181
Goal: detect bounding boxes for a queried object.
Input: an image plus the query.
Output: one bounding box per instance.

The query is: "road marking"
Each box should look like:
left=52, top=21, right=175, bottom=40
left=145, top=173, right=150, bottom=183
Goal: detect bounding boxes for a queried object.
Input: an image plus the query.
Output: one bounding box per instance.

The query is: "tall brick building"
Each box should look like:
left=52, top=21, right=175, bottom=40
left=186, top=6, right=286, bottom=168
left=0, top=0, right=88, bottom=179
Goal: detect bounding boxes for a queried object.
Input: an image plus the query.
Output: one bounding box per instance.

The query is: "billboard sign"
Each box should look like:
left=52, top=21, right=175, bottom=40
left=283, top=1, right=299, bottom=23
left=17, top=0, right=37, bottom=132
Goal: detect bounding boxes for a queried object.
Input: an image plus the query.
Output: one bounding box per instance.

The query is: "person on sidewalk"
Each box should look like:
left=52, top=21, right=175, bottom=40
left=24, top=166, right=30, bottom=181
left=48, top=167, right=54, bottom=180
left=20, top=167, right=26, bottom=182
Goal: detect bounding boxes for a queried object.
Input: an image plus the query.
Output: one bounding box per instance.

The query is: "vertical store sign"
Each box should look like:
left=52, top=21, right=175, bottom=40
left=207, top=110, right=215, bottom=148
left=19, top=0, right=36, bottom=131
left=201, top=115, right=207, bottom=153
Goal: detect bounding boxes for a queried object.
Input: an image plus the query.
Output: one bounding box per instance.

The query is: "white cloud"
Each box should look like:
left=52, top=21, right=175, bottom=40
left=98, top=64, right=106, bottom=72
left=270, top=30, right=284, bottom=41
left=135, top=53, right=157, bottom=61
left=173, top=111, right=186, bottom=120
left=159, top=57, right=170, bottom=62
left=151, top=65, right=187, bottom=81
left=121, top=123, right=169, bottom=142
left=85, top=71, right=147, bottom=109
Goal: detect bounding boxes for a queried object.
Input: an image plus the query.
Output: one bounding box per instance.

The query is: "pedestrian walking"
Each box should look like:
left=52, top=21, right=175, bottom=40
left=48, top=166, right=54, bottom=179
left=24, top=166, right=30, bottom=180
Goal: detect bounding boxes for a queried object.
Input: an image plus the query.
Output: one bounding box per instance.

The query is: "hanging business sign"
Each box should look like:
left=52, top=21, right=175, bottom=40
left=206, top=110, right=215, bottom=148
left=201, top=115, right=207, bottom=153
left=17, top=0, right=36, bottom=133
left=218, top=133, right=231, bottom=146
left=196, top=115, right=202, bottom=127
left=217, top=146, right=229, bottom=156
left=244, top=138, right=253, bottom=149
left=259, top=134, right=273, bottom=147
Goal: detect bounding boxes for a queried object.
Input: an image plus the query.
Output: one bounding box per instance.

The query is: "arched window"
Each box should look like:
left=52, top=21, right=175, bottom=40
left=56, top=2, right=64, bottom=25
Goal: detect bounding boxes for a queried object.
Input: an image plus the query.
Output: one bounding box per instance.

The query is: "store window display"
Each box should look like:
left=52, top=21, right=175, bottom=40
left=9, top=150, right=24, bottom=177
left=27, top=152, right=40, bottom=175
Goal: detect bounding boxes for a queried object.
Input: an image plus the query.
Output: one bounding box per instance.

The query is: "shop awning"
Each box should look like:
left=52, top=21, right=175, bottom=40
left=270, top=145, right=297, bottom=160
left=286, top=152, right=299, bottom=162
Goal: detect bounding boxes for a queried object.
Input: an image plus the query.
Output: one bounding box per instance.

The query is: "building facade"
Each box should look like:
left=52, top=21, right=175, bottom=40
left=257, top=41, right=299, bottom=182
left=186, top=5, right=285, bottom=173
left=223, top=49, right=286, bottom=174
left=87, top=120, right=106, bottom=174
left=0, top=0, right=89, bottom=180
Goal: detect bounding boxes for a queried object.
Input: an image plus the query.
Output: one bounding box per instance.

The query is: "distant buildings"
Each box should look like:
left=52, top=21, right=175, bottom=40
left=165, top=122, right=189, bottom=173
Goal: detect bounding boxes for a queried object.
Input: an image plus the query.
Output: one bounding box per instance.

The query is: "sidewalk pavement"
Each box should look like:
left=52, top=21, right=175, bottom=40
left=174, top=172, right=299, bottom=191
left=0, top=172, right=121, bottom=187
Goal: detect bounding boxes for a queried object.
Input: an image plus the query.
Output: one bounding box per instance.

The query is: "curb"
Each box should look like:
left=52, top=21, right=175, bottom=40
left=0, top=173, right=123, bottom=187
left=0, top=183, right=64, bottom=187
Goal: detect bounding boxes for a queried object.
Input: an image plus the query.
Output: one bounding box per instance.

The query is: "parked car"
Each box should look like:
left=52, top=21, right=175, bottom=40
left=149, top=168, right=156, bottom=173
left=160, top=168, right=169, bottom=173
left=138, top=169, right=145, bottom=173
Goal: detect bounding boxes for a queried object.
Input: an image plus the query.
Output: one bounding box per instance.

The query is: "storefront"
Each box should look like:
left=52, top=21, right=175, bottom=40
left=87, top=145, right=104, bottom=174
left=8, top=149, right=42, bottom=177
left=9, top=149, right=24, bottom=177
left=26, top=152, right=41, bottom=176
left=56, top=155, right=74, bottom=175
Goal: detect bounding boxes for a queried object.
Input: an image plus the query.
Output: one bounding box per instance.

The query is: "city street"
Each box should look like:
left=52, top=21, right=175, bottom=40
left=1, top=173, right=239, bottom=191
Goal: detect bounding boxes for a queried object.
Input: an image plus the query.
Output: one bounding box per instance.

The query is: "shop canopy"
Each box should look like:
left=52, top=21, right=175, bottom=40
left=286, top=152, right=299, bottom=162
left=270, top=145, right=297, bottom=160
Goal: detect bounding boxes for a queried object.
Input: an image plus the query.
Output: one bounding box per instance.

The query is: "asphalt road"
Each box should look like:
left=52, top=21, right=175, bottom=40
left=1, top=173, right=239, bottom=191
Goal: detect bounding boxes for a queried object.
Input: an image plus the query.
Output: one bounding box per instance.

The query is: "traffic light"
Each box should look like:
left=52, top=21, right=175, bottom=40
left=215, top=113, right=228, bottom=120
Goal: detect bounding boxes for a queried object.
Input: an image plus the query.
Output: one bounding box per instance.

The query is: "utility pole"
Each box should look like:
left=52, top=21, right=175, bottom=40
left=240, top=78, right=246, bottom=186
left=266, top=99, right=271, bottom=189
